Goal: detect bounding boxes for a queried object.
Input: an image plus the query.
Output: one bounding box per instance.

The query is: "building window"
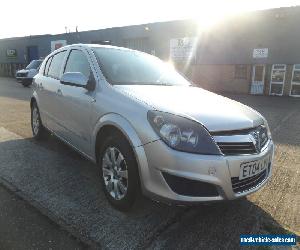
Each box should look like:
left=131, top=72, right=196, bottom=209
left=270, top=64, right=286, bottom=96
left=123, top=37, right=149, bottom=53
left=235, top=65, right=247, bottom=79
left=290, top=64, right=300, bottom=96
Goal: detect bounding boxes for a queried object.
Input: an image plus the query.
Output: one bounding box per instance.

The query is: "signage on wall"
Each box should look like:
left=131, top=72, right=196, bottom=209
left=253, top=48, right=268, bottom=58
left=51, top=40, right=67, bottom=52
left=6, top=49, right=17, bottom=58
left=170, top=37, right=197, bottom=61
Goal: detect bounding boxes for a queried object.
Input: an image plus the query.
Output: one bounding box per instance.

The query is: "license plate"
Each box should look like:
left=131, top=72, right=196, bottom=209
left=239, top=154, right=271, bottom=180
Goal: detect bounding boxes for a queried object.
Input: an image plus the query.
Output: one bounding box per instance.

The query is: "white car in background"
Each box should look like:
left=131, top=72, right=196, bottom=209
left=16, top=59, right=43, bottom=87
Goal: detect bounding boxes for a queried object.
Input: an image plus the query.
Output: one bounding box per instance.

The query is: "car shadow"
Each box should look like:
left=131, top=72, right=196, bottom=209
left=147, top=198, right=296, bottom=249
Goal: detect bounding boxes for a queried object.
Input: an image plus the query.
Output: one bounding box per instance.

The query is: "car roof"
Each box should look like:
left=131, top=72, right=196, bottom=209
left=61, top=43, right=134, bottom=52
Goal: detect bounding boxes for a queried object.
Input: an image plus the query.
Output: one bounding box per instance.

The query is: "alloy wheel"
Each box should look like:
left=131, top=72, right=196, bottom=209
left=102, top=147, right=128, bottom=200
left=32, top=106, right=40, bottom=136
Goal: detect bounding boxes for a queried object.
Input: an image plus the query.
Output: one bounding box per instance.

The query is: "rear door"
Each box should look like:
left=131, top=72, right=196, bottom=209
left=39, top=50, right=68, bottom=134
left=34, top=57, right=52, bottom=127
left=57, top=48, right=96, bottom=156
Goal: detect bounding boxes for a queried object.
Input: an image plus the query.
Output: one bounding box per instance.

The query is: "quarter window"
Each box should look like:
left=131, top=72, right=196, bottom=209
left=47, top=51, right=67, bottom=79
left=64, top=50, right=90, bottom=78
left=44, top=56, right=53, bottom=76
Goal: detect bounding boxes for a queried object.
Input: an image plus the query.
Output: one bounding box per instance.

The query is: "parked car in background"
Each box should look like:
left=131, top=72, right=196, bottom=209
left=16, top=59, right=43, bottom=87
left=30, top=44, right=274, bottom=211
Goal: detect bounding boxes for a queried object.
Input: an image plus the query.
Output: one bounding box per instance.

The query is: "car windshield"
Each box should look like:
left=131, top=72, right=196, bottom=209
left=26, top=60, right=42, bottom=69
left=92, top=47, right=191, bottom=86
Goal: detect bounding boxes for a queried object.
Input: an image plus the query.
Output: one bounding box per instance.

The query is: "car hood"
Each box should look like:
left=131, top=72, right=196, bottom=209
left=114, top=85, right=264, bottom=132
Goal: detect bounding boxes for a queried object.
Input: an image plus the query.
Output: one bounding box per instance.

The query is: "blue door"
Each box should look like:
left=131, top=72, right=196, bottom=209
left=27, top=46, right=39, bottom=63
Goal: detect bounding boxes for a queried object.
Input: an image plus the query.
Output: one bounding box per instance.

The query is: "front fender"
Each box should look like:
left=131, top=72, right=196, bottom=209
left=92, top=113, right=144, bottom=151
left=31, top=90, right=39, bottom=107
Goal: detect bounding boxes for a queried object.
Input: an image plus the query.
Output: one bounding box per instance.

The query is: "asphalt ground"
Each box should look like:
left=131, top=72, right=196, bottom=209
left=0, top=77, right=299, bottom=249
left=0, top=184, right=86, bottom=250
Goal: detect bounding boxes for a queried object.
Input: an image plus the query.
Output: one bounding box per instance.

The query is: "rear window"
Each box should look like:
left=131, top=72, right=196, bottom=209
left=44, top=57, right=53, bottom=76
left=47, top=51, right=67, bottom=79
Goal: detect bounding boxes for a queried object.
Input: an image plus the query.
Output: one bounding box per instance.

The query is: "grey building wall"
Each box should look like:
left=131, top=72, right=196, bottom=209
left=196, top=6, right=300, bottom=65
left=0, top=19, right=197, bottom=65
left=2, top=6, right=300, bottom=66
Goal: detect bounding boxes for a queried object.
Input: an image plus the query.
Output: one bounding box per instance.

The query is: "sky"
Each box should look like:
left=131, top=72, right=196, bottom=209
left=1, top=0, right=300, bottom=39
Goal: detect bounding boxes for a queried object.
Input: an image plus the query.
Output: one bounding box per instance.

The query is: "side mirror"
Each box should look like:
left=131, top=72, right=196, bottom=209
left=60, top=72, right=88, bottom=88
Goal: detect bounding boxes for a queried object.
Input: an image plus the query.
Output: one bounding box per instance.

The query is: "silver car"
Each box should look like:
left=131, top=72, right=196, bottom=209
left=31, top=44, right=274, bottom=210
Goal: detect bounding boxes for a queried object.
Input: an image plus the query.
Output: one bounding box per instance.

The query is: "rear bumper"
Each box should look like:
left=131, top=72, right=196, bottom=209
left=137, top=139, right=274, bottom=205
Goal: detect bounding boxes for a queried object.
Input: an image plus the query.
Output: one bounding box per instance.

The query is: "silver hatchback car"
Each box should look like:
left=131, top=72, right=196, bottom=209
left=31, top=44, right=274, bottom=210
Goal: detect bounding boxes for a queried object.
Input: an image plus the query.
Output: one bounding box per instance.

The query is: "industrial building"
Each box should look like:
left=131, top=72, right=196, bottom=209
left=1, top=6, right=300, bottom=97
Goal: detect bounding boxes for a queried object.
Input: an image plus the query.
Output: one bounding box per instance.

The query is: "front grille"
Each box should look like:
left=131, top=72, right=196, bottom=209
left=213, top=125, right=269, bottom=156
left=217, top=142, right=256, bottom=155
left=231, top=168, right=268, bottom=193
left=162, top=172, right=219, bottom=197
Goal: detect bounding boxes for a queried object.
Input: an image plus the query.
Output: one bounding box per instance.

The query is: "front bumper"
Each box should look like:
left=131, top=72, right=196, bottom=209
left=16, top=77, right=33, bottom=83
left=137, top=139, right=274, bottom=204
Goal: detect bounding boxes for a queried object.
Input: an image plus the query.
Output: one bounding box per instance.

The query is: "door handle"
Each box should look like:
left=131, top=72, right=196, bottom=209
left=57, top=89, right=62, bottom=96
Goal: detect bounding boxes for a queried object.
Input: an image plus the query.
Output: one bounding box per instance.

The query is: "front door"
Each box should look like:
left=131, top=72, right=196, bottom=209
left=250, top=65, right=265, bottom=94
left=269, top=64, right=286, bottom=96
left=58, top=49, right=95, bottom=156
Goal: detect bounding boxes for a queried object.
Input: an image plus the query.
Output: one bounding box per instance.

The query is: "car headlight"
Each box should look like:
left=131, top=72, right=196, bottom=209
left=147, top=111, right=221, bottom=155
left=263, top=118, right=272, bottom=140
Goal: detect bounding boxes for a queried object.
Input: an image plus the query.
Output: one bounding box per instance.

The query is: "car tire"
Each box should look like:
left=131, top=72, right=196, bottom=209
left=98, top=133, right=140, bottom=211
left=31, top=102, right=48, bottom=140
left=22, top=80, right=31, bottom=87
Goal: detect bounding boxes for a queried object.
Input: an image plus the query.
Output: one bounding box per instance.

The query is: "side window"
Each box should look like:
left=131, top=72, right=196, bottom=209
left=48, top=51, right=67, bottom=79
left=44, top=56, right=53, bottom=76
left=64, top=50, right=91, bottom=78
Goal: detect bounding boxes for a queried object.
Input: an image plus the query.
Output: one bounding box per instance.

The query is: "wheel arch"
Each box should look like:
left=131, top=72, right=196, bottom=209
left=30, top=91, right=40, bottom=108
left=93, top=113, right=143, bottom=162
left=30, top=97, right=36, bottom=107
left=93, top=113, right=150, bottom=194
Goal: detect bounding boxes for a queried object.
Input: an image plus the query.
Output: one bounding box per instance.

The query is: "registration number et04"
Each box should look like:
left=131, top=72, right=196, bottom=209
left=239, top=154, right=271, bottom=180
